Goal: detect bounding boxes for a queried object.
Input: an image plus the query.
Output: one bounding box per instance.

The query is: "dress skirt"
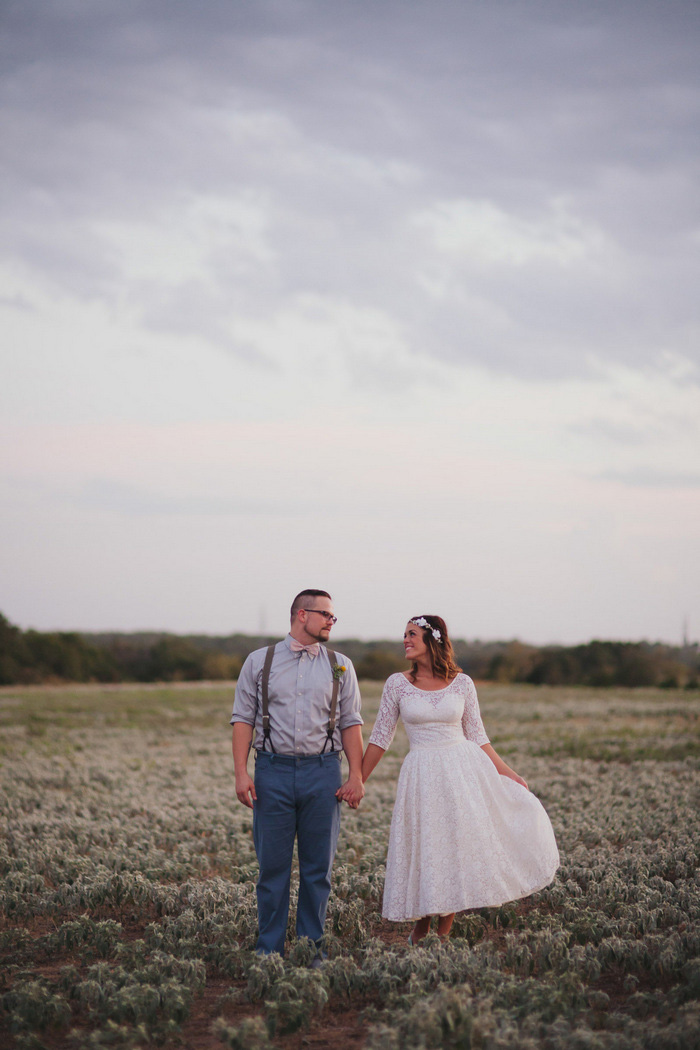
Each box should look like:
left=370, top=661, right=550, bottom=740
left=381, top=735, right=560, bottom=920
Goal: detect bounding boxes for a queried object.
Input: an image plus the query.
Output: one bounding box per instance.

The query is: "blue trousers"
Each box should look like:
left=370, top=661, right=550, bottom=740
left=253, top=750, right=342, bottom=955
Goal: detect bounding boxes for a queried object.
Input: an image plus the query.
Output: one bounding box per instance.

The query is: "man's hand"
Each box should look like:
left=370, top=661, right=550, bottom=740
left=236, top=773, right=257, bottom=809
left=336, top=773, right=365, bottom=809
left=339, top=724, right=365, bottom=808
left=232, top=723, right=256, bottom=808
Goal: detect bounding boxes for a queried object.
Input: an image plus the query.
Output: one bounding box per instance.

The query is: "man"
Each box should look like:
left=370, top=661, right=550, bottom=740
left=231, top=588, right=364, bottom=956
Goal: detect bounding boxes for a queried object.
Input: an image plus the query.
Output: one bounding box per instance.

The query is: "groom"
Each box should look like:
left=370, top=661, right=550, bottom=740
left=231, top=588, right=364, bottom=956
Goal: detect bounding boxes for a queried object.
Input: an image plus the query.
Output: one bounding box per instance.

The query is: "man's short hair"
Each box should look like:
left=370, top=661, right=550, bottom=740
left=290, top=589, right=332, bottom=622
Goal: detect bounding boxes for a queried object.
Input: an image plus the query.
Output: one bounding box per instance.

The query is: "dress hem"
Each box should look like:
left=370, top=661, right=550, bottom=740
left=381, top=872, right=558, bottom=922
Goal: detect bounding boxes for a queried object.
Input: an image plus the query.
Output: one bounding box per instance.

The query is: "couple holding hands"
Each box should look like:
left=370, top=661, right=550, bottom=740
left=231, top=589, right=559, bottom=957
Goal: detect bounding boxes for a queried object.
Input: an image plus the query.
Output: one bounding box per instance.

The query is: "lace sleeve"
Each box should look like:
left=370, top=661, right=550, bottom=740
left=368, top=675, right=401, bottom=750
left=460, top=675, right=489, bottom=745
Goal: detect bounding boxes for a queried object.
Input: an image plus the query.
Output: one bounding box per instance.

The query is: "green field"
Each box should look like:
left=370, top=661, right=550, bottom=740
left=1, top=682, right=699, bottom=1049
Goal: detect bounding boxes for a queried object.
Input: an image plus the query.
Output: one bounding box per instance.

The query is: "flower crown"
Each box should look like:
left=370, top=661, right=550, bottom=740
left=411, top=617, right=442, bottom=642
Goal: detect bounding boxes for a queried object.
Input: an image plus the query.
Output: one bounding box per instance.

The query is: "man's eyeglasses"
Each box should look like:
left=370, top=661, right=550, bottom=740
left=302, top=609, right=338, bottom=624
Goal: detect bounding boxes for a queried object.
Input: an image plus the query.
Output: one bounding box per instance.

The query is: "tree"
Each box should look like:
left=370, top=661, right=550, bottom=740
left=356, top=649, right=407, bottom=680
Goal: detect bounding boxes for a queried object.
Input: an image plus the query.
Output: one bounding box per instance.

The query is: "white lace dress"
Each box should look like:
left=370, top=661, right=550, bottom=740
left=369, top=673, right=559, bottom=921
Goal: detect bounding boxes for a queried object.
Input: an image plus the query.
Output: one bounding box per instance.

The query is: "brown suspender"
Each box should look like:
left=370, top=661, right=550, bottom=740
left=260, top=644, right=276, bottom=752
left=322, top=648, right=340, bottom=754
left=260, top=643, right=340, bottom=754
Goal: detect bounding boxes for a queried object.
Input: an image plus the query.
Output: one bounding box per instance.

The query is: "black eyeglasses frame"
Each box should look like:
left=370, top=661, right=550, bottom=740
left=301, top=609, right=338, bottom=624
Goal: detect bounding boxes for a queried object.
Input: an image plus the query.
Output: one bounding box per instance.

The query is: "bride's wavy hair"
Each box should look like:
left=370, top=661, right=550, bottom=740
left=407, top=615, right=462, bottom=683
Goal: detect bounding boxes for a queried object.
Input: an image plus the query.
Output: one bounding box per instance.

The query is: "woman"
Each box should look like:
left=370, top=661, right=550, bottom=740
left=361, top=615, right=559, bottom=944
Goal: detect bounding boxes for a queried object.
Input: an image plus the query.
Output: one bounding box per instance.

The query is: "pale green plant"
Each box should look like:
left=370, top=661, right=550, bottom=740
left=1, top=683, right=699, bottom=1047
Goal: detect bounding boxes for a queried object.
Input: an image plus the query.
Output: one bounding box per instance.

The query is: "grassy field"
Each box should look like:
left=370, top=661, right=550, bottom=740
left=1, top=681, right=699, bottom=1049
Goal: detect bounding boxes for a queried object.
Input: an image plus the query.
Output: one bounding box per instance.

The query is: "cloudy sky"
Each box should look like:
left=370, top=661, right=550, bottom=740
left=1, top=0, right=699, bottom=645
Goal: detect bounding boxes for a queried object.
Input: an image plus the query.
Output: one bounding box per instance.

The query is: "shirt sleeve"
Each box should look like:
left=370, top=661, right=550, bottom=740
left=337, top=657, right=363, bottom=729
left=368, top=675, right=401, bottom=750
left=461, top=675, right=489, bottom=745
left=230, top=652, right=258, bottom=726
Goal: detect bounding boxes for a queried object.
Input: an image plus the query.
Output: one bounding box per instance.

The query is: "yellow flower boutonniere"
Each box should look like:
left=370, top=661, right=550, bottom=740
left=332, top=663, right=347, bottom=682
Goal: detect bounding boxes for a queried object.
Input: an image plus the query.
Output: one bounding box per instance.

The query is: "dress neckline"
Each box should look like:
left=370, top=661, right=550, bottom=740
left=401, top=673, right=461, bottom=694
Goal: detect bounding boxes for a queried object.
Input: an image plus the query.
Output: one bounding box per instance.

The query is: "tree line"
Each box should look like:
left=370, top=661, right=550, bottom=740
left=0, top=612, right=697, bottom=688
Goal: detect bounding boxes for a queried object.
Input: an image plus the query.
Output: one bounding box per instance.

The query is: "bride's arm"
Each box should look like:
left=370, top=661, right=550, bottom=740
left=360, top=675, right=400, bottom=784
left=361, top=742, right=386, bottom=783
left=461, top=675, right=528, bottom=789
left=480, top=743, right=528, bottom=790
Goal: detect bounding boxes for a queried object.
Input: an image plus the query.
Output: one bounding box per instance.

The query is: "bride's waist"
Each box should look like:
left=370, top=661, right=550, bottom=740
left=407, top=731, right=466, bottom=751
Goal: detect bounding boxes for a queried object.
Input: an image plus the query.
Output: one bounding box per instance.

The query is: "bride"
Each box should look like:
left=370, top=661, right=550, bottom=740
left=359, top=615, right=559, bottom=944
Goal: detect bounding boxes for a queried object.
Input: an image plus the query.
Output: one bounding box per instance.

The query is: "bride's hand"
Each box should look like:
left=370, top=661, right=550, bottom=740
left=507, top=770, right=528, bottom=790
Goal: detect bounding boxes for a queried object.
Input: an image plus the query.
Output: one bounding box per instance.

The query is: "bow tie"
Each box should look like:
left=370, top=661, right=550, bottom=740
left=290, top=639, right=321, bottom=657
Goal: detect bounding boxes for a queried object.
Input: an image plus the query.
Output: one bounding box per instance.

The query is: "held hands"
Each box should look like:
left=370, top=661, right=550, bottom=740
left=235, top=773, right=257, bottom=809
left=238, top=766, right=523, bottom=808
left=336, top=773, right=365, bottom=809
left=235, top=771, right=366, bottom=810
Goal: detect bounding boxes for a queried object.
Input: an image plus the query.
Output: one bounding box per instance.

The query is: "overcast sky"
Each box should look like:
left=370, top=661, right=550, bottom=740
left=1, top=0, right=699, bottom=646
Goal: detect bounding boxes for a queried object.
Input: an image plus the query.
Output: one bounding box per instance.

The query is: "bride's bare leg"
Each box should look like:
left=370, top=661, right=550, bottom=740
left=410, top=916, right=431, bottom=943
left=437, top=913, right=455, bottom=940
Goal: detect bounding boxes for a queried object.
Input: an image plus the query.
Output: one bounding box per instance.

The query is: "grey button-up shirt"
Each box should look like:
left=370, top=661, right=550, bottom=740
left=230, top=634, right=363, bottom=756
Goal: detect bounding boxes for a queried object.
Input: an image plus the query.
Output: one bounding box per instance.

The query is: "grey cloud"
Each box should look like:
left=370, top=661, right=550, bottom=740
left=2, top=0, right=699, bottom=380
left=599, top=468, right=700, bottom=489
left=570, top=400, right=700, bottom=449
left=0, top=293, right=35, bottom=312
left=135, top=281, right=275, bottom=367
left=75, top=479, right=271, bottom=516
left=5, top=1, right=699, bottom=180
left=1, top=473, right=289, bottom=516
left=35, top=477, right=301, bottom=516
left=569, top=419, right=652, bottom=447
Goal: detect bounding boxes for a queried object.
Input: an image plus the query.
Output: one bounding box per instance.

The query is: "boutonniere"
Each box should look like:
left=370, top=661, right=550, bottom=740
left=332, top=663, right=347, bottom=681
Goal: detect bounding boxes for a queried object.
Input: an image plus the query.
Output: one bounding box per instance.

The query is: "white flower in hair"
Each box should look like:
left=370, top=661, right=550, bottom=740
left=411, top=617, right=442, bottom=642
